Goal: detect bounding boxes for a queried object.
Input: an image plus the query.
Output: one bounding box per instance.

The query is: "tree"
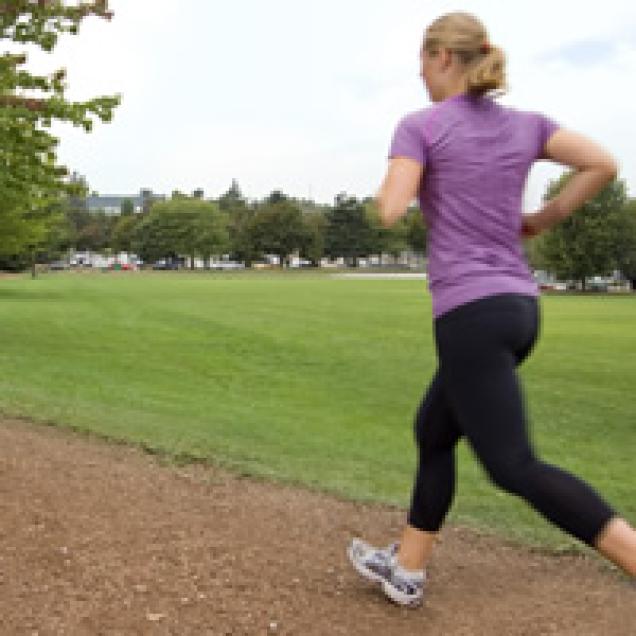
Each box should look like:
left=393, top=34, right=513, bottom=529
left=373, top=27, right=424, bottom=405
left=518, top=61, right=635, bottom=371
left=68, top=171, right=88, bottom=214
left=0, top=1, right=120, bottom=268
left=192, top=204, right=229, bottom=268
left=10, top=202, right=70, bottom=277
left=614, top=199, right=636, bottom=291
left=111, top=213, right=139, bottom=254
left=295, top=197, right=331, bottom=217
left=134, top=197, right=228, bottom=269
left=31, top=203, right=73, bottom=270
left=120, top=198, right=134, bottom=216
left=363, top=198, right=385, bottom=260
left=299, top=211, right=327, bottom=267
left=534, top=175, right=629, bottom=289
left=324, top=194, right=373, bottom=266
left=265, top=190, right=288, bottom=205
left=218, top=179, right=245, bottom=213
left=405, top=207, right=427, bottom=256
left=133, top=212, right=180, bottom=266
left=227, top=205, right=259, bottom=267
left=250, top=198, right=307, bottom=267
left=75, top=210, right=115, bottom=251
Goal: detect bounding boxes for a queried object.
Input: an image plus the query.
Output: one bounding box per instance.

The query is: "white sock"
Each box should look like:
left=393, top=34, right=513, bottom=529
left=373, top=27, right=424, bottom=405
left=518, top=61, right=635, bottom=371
left=394, top=562, right=426, bottom=582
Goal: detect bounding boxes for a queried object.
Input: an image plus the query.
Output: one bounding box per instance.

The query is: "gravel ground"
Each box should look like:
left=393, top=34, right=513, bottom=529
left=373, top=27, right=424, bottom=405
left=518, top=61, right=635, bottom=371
left=0, top=416, right=633, bottom=635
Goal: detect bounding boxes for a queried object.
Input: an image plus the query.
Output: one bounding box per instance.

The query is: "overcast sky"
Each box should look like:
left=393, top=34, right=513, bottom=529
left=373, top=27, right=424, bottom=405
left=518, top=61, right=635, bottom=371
left=25, top=0, right=636, bottom=207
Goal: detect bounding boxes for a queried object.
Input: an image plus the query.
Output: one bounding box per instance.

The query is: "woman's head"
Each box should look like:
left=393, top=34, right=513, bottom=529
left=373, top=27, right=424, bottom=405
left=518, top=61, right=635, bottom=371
left=420, top=12, right=506, bottom=102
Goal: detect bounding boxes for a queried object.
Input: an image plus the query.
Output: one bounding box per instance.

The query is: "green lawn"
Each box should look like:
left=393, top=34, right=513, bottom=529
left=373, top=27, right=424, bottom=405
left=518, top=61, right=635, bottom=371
left=1, top=270, right=634, bottom=549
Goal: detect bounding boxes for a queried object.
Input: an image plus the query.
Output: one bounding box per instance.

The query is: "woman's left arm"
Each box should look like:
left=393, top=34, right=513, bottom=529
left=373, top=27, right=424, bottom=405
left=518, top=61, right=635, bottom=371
left=376, top=156, right=424, bottom=227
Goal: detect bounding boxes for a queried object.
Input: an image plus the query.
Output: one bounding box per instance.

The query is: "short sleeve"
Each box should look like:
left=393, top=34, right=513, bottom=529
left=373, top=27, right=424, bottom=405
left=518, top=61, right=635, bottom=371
left=388, top=113, right=427, bottom=166
left=536, top=113, right=560, bottom=158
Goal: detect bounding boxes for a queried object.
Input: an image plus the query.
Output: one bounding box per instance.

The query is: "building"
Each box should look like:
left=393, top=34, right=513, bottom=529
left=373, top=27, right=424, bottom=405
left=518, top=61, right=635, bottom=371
left=86, top=189, right=165, bottom=215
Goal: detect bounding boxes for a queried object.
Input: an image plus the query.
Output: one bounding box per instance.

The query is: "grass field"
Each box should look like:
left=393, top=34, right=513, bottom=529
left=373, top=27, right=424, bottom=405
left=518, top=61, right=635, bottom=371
left=1, top=270, right=634, bottom=549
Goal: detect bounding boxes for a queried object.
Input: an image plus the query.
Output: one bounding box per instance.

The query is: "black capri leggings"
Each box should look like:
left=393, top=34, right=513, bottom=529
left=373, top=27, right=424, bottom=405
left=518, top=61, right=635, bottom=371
left=408, top=293, right=615, bottom=546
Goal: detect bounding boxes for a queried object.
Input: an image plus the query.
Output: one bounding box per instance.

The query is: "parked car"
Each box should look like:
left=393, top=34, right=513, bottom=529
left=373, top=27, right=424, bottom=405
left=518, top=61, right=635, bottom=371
left=49, top=260, right=69, bottom=270
left=587, top=278, right=608, bottom=292
left=539, top=282, right=567, bottom=292
left=108, top=262, right=135, bottom=271
left=289, top=258, right=312, bottom=268
left=211, top=261, right=245, bottom=270
left=152, top=259, right=180, bottom=270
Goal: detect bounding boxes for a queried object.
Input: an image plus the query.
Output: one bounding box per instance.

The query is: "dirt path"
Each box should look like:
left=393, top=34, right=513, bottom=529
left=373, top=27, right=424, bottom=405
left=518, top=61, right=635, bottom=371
left=0, top=417, right=633, bottom=635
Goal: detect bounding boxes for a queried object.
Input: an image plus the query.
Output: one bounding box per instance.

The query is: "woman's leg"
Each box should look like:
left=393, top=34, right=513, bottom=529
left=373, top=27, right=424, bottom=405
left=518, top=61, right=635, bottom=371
left=437, top=296, right=626, bottom=563
left=398, top=372, right=462, bottom=571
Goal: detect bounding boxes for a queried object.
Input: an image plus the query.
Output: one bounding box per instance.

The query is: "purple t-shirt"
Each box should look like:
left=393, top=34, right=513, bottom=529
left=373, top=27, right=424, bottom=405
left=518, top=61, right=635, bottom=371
left=389, top=94, right=559, bottom=318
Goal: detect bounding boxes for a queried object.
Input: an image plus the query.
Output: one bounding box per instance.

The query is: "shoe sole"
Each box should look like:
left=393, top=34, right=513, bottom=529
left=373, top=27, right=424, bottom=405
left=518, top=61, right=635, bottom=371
left=381, top=580, right=423, bottom=608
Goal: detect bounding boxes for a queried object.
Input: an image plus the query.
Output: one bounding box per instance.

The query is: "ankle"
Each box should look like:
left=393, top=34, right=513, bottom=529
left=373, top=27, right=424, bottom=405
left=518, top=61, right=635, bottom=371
left=397, top=525, right=436, bottom=571
left=396, top=553, right=426, bottom=575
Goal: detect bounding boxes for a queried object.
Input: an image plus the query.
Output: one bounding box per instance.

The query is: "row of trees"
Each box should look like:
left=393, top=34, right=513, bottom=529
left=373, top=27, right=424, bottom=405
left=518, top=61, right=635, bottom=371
left=3, top=171, right=636, bottom=288
left=5, top=181, right=427, bottom=271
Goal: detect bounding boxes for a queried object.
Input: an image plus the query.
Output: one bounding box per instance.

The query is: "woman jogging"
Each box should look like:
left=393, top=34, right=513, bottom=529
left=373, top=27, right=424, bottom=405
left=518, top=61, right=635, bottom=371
left=347, top=12, right=636, bottom=607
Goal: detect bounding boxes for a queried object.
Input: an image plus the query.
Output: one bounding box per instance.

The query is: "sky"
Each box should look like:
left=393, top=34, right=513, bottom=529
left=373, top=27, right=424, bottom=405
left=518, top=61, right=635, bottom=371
left=22, top=0, right=636, bottom=207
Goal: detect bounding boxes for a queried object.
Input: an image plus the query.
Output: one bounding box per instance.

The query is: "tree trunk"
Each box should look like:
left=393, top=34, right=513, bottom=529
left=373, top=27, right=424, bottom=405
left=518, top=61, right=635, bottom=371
left=30, top=250, right=37, bottom=279
left=581, top=278, right=586, bottom=291
left=630, top=278, right=636, bottom=292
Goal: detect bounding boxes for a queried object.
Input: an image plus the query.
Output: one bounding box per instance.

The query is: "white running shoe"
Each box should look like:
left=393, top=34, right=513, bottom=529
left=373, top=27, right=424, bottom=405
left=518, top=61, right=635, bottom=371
left=347, top=538, right=426, bottom=607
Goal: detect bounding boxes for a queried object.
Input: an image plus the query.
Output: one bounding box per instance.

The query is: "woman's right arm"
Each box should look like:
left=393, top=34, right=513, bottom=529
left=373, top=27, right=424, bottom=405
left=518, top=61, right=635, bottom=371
left=522, top=130, right=618, bottom=237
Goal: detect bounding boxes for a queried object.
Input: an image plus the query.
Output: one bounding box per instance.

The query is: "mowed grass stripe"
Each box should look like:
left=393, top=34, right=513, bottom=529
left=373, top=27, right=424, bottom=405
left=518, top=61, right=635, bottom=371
left=0, top=271, right=634, bottom=549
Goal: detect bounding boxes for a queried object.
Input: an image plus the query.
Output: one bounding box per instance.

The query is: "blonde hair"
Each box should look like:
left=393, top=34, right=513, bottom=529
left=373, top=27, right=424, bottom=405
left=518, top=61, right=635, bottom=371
left=423, top=12, right=506, bottom=97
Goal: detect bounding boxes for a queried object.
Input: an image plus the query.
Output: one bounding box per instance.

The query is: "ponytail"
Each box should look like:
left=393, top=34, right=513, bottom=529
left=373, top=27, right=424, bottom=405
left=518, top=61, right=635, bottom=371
left=464, top=45, right=506, bottom=96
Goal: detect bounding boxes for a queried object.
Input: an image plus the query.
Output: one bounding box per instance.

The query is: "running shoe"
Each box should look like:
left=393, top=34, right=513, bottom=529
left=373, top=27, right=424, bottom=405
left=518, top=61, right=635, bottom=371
left=347, top=538, right=426, bottom=607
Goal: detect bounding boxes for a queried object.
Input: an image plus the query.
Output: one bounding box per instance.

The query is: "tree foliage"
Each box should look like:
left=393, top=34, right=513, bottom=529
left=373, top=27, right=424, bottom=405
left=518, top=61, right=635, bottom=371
left=299, top=211, right=326, bottom=267
left=227, top=205, right=258, bottom=267
left=111, top=212, right=138, bottom=253
left=218, top=178, right=245, bottom=213
left=0, top=0, right=119, bottom=260
left=534, top=175, right=630, bottom=288
left=614, top=199, right=636, bottom=289
left=405, top=206, right=427, bottom=255
left=324, top=194, right=373, bottom=265
left=250, top=197, right=307, bottom=266
left=133, top=197, right=228, bottom=268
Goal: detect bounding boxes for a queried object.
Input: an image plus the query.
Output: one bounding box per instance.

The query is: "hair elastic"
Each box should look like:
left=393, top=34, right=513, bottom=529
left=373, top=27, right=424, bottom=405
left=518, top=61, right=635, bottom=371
left=480, top=42, right=491, bottom=54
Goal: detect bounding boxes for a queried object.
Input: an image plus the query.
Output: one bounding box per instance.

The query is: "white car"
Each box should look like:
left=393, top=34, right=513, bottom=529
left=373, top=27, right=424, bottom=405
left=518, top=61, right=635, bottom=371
left=211, top=261, right=245, bottom=270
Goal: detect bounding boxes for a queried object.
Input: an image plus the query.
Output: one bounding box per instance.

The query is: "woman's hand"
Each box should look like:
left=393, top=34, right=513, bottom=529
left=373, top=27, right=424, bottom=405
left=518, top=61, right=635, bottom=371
left=520, top=200, right=565, bottom=239
left=520, top=212, right=544, bottom=239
